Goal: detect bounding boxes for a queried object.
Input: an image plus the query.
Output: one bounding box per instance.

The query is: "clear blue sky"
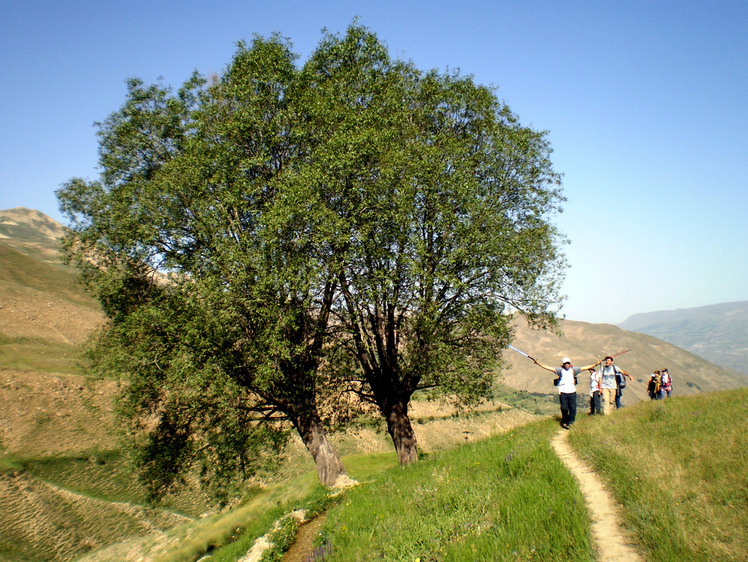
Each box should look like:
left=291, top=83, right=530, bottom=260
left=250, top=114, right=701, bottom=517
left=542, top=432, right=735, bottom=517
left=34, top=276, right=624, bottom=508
left=2, top=1, right=746, bottom=324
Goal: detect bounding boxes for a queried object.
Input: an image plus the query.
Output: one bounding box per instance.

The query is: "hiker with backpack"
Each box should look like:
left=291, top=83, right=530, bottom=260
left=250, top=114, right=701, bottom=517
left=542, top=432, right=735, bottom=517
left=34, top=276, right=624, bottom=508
left=648, top=371, right=662, bottom=400
left=533, top=356, right=601, bottom=429
left=600, top=356, right=632, bottom=415
left=660, top=368, right=672, bottom=398
left=615, top=369, right=627, bottom=408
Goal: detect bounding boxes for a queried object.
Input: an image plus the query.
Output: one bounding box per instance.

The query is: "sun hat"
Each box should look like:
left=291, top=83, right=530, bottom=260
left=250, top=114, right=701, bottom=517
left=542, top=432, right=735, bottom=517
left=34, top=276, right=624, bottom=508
left=562, top=357, right=571, bottom=364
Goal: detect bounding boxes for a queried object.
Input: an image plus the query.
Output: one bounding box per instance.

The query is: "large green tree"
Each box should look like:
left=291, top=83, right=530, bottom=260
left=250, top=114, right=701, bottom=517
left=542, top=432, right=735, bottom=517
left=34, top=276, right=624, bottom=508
left=58, top=35, right=349, bottom=493
left=59, top=24, right=566, bottom=492
left=298, top=27, right=566, bottom=465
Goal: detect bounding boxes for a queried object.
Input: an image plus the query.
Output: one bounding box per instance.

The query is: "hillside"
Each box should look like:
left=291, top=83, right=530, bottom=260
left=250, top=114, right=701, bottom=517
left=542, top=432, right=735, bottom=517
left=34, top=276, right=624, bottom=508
left=0, top=207, right=67, bottom=261
left=310, top=389, right=747, bottom=562
left=1, top=470, right=192, bottom=561
left=1, top=207, right=747, bottom=560
left=0, top=209, right=104, bottom=374
left=619, top=301, right=748, bottom=375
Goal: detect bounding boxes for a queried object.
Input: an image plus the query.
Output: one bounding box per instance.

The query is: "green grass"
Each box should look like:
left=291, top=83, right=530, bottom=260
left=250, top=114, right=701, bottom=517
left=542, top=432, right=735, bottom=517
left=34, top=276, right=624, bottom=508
left=20, top=450, right=144, bottom=500
left=0, top=446, right=24, bottom=472
left=205, top=453, right=400, bottom=562
left=151, top=475, right=326, bottom=562
left=568, top=388, right=748, bottom=561
left=0, top=334, right=85, bottom=374
left=20, top=449, right=211, bottom=518
left=318, top=419, right=592, bottom=561
left=207, top=485, right=335, bottom=562
left=53, top=389, right=746, bottom=561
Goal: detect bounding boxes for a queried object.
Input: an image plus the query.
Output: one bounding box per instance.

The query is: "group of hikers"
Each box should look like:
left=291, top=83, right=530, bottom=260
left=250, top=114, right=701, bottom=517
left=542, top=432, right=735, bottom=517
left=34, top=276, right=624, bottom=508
left=647, top=368, right=673, bottom=400
left=531, top=354, right=673, bottom=429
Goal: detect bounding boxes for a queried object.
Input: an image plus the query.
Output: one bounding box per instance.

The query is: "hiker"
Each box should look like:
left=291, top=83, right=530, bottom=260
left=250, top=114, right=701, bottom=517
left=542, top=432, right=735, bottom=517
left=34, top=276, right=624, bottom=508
left=615, top=368, right=626, bottom=409
left=600, top=356, right=631, bottom=415
left=589, top=368, right=602, bottom=415
left=533, top=356, right=601, bottom=429
left=648, top=371, right=661, bottom=400
left=660, top=368, right=672, bottom=398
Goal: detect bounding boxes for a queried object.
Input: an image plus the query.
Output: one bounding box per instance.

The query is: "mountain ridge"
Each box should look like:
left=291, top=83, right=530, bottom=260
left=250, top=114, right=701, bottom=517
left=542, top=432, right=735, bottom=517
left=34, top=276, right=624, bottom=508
left=0, top=207, right=67, bottom=262
left=619, top=301, right=748, bottom=375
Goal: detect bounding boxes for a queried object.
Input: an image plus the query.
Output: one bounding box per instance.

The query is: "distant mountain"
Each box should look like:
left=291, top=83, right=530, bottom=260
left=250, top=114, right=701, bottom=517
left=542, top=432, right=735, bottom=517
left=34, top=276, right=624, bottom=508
left=0, top=207, right=66, bottom=261
left=618, top=302, right=748, bottom=375
left=0, top=208, right=103, bottom=353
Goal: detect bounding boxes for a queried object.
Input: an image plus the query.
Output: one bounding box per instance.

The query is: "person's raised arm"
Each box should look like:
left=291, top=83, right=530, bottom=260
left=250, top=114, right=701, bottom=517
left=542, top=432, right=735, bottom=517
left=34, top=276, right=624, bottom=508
left=533, top=359, right=556, bottom=373
left=579, top=359, right=602, bottom=371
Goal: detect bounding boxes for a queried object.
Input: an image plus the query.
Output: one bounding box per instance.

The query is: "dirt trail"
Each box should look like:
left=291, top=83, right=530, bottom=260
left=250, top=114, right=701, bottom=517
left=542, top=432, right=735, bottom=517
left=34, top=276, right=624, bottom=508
left=261, top=427, right=646, bottom=562
left=550, top=430, right=644, bottom=561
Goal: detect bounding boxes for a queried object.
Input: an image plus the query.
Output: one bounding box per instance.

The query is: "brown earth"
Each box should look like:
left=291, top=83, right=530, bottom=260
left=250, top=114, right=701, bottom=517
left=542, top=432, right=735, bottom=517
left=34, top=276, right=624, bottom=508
left=0, top=369, right=118, bottom=456
left=282, top=514, right=328, bottom=561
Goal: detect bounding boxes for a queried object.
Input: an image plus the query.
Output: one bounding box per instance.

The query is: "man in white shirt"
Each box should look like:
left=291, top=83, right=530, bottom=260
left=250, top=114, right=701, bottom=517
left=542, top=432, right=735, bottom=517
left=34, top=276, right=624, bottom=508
left=533, top=356, right=601, bottom=429
left=599, top=356, right=632, bottom=415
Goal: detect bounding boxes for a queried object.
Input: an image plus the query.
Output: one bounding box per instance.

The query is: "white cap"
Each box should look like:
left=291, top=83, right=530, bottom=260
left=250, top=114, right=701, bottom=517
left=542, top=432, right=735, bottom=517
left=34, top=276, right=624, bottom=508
left=562, top=357, right=571, bottom=364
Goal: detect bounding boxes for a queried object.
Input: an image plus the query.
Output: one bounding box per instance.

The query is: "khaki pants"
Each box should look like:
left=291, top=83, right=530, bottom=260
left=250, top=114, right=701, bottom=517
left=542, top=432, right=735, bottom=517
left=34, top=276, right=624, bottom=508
left=602, top=388, right=617, bottom=415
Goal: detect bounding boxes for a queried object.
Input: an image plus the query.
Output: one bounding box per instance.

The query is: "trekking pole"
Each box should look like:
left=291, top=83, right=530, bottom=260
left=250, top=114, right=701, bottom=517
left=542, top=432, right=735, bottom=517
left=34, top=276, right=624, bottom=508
left=611, top=349, right=631, bottom=358
left=507, top=345, right=535, bottom=362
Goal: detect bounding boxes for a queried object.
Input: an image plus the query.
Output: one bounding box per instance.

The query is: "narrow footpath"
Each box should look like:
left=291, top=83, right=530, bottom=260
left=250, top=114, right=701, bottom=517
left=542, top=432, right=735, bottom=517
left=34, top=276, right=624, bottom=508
left=550, top=430, right=644, bottom=562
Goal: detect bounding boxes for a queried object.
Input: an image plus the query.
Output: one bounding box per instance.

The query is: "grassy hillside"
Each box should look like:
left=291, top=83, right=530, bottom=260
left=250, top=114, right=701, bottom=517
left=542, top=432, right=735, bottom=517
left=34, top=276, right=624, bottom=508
left=318, top=419, right=593, bottom=561
left=2, top=207, right=745, bottom=560
left=0, top=469, right=193, bottom=562
left=0, top=366, right=543, bottom=561
left=0, top=207, right=66, bottom=261
left=0, top=234, right=103, bottom=374
left=569, top=388, right=747, bottom=560
left=81, top=389, right=745, bottom=561
left=619, top=301, right=748, bottom=375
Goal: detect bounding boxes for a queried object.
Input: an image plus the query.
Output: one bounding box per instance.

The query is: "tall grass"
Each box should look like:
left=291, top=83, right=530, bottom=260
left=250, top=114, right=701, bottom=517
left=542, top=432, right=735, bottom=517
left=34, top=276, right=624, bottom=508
left=568, top=388, right=748, bottom=561
left=319, top=419, right=593, bottom=561
left=73, top=390, right=745, bottom=561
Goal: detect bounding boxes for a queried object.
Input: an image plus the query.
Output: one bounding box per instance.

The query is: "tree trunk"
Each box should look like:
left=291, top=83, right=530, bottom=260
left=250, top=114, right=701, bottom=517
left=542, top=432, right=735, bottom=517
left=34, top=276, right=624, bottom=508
left=293, top=411, right=347, bottom=487
left=385, top=400, right=419, bottom=465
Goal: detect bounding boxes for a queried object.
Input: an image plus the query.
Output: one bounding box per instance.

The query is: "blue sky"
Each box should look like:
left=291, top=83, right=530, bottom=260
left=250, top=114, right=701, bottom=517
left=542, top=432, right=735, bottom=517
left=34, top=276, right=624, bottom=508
left=2, top=1, right=746, bottom=324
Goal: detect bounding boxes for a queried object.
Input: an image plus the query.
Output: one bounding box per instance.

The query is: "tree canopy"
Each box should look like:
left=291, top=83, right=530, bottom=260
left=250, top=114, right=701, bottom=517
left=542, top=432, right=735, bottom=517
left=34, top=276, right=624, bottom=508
left=57, top=24, right=566, bottom=496
left=293, top=27, right=566, bottom=463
